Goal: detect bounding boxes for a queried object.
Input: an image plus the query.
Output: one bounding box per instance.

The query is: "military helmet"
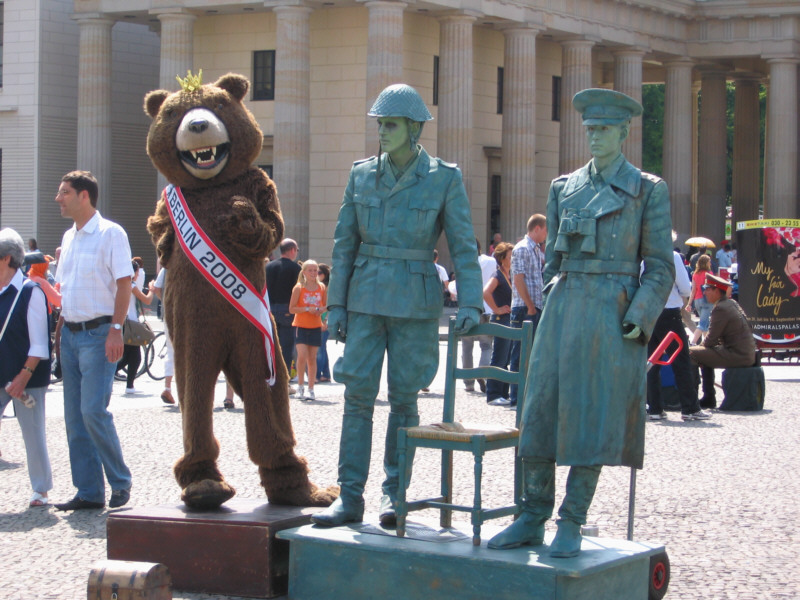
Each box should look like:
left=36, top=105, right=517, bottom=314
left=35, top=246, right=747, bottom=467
left=368, top=84, right=433, bottom=122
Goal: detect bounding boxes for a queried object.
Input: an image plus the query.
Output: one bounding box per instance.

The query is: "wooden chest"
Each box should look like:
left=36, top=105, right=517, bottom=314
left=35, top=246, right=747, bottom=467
left=106, top=499, right=318, bottom=598
left=87, top=560, right=171, bottom=600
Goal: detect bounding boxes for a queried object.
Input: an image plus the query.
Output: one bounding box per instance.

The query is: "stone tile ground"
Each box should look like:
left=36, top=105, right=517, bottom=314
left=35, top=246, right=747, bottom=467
left=1, top=333, right=798, bottom=599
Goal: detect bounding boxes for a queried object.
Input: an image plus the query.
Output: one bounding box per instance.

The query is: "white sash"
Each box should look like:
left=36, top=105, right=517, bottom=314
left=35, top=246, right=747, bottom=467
left=164, top=185, right=277, bottom=385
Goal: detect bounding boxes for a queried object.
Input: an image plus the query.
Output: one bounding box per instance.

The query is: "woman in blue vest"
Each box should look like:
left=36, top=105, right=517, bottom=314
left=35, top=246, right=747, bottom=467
left=0, top=228, right=53, bottom=507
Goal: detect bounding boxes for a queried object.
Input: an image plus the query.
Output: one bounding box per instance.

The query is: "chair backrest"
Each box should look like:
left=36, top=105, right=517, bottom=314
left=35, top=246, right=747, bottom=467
left=441, top=316, right=534, bottom=427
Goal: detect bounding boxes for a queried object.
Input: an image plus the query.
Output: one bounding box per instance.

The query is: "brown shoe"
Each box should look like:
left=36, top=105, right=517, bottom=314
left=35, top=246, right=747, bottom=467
left=160, top=390, right=175, bottom=404
left=477, top=378, right=486, bottom=393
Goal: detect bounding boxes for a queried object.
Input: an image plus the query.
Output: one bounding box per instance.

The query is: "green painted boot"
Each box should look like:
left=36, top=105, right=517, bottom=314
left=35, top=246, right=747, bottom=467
left=380, top=412, right=420, bottom=528
left=488, top=459, right=555, bottom=550
left=549, top=519, right=583, bottom=558
left=487, top=512, right=547, bottom=549
left=549, top=465, right=601, bottom=558
left=311, top=414, right=372, bottom=528
left=311, top=496, right=364, bottom=527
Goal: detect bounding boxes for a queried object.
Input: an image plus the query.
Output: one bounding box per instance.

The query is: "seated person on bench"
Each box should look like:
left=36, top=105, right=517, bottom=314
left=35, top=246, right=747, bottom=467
left=689, top=273, right=756, bottom=409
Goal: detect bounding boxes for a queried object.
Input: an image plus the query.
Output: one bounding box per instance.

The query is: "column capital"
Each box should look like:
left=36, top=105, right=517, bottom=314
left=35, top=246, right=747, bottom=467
left=663, top=57, right=695, bottom=69
left=732, top=72, right=764, bottom=84
left=696, top=65, right=728, bottom=80
left=498, top=22, right=545, bottom=36
left=438, top=11, right=480, bottom=24
left=71, top=13, right=115, bottom=26
left=612, top=45, right=648, bottom=58
left=358, top=0, right=408, bottom=8
left=148, top=7, right=197, bottom=19
left=556, top=35, right=600, bottom=47
left=764, top=55, right=800, bottom=65
left=271, top=3, right=313, bottom=15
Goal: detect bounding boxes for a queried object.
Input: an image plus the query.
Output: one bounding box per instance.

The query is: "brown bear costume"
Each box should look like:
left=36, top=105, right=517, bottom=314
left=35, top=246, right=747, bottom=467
left=144, top=72, right=337, bottom=510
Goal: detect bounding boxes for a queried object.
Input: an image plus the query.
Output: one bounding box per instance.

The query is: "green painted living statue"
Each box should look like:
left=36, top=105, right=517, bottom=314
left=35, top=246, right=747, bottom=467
left=488, top=89, right=674, bottom=557
left=311, top=84, right=484, bottom=528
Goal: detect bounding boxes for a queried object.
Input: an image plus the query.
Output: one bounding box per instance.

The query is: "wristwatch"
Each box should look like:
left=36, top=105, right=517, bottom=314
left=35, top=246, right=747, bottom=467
left=112, top=323, right=123, bottom=331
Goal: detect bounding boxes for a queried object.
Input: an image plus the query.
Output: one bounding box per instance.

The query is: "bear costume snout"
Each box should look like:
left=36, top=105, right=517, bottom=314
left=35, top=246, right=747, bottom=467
left=176, top=107, right=231, bottom=179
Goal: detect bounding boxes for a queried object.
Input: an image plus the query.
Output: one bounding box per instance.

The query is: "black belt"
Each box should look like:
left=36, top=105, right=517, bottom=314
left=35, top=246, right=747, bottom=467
left=64, top=316, right=112, bottom=332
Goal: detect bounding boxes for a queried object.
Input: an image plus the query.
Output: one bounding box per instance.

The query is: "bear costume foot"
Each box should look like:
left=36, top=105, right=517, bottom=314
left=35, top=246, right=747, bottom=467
left=181, top=479, right=237, bottom=510
left=266, top=481, right=340, bottom=507
left=259, top=455, right=339, bottom=507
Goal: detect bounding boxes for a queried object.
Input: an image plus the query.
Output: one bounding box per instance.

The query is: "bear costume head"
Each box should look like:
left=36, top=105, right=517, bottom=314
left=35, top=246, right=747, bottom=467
left=144, top=72, right=263, bottom=189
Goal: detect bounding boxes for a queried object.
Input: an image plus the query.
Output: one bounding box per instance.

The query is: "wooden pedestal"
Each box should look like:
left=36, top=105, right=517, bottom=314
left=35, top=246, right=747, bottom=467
left=106, top=499, right=319, bottom=598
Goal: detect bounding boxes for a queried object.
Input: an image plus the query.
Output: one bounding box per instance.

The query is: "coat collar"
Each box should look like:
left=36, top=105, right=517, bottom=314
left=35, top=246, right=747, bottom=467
left=378, top=147, right=431, bottom=196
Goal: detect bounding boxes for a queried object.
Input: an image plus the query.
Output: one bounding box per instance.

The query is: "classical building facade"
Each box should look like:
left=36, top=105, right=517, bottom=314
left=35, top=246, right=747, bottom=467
left=1, top=0, right=798, bottom=270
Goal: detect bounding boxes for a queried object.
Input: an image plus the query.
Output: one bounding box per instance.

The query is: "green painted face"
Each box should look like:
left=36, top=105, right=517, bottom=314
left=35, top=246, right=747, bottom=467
left=585, top=124, right=625, bottom=164
left=377, top=117, right=411, bottom=155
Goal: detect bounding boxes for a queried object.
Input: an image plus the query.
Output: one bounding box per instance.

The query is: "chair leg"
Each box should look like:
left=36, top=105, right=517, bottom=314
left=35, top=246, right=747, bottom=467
left=440, top=449, right=453, bottom=529
left=396, top=431, right=408, bottom=538
left=472, top=450, right=484, bottom=546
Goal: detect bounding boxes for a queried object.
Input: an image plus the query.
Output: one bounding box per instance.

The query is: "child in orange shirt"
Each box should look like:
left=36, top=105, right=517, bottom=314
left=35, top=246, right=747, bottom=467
left=289, top=260, right=326, bottom=401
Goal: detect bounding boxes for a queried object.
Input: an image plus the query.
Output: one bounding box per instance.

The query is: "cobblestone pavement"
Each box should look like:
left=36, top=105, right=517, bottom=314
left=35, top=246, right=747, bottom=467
left=1, top=320, right=798, bottom=599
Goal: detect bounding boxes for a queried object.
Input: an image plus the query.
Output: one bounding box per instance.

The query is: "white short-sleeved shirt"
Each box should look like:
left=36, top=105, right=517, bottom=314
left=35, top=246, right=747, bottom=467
left=0, top=269, right=50, bottom=359
left=478, top=253, right=497, bottom=314
left=56, top=211, right=133, bottom=323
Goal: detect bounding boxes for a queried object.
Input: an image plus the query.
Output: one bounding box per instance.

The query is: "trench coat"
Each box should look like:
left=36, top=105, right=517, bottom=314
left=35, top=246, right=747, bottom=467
left=690, top=298, right=756, bottom=368
left=518, top=154, right=674, bottom=469
left=327, top=148, right=483, bottom=318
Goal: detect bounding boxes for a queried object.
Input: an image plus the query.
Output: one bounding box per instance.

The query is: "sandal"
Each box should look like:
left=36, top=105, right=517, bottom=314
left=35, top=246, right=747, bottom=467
left=223, top=398, right=235, bottom=409
left=29, top=492, right=49, bottom=507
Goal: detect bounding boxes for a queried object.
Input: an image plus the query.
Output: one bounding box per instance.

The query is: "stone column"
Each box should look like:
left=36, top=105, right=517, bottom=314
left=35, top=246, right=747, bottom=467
left=559, top=38, right=595, bottom=174
left=155, top=10, right=196, bottom=193
left=696, top=68, right=728, bottom=244
left=764, top=57, right=799, bottom=219
left=75, top=15, right=114, bottom=214
left=613, top=47, right=646, bottom=167
left=500, top=25, right=542, bottom=241
left=437, top=13, right=475, bottom=268
left=663, top=59, right=694, bottom=237
left=364, top=1, right=406, bottom=154
left=732, top=75, right=762, bottom=223
left=438, top=14, right=475, bottom=195
left=274, top=5, right=312, bottom=252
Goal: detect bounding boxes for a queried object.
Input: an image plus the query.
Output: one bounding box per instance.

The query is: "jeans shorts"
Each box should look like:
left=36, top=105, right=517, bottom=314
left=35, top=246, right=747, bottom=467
left=296, top=326, right=322, bottom=347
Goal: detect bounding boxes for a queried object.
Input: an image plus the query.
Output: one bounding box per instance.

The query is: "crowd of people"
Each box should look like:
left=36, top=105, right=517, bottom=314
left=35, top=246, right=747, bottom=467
left=1, top=84, right=759, bottom=533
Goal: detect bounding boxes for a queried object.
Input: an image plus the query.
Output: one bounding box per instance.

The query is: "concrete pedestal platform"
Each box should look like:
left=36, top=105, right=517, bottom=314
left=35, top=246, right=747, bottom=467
left=278, top=519, right=664, bottom=600
left=107, top=499, right=320, bottom=598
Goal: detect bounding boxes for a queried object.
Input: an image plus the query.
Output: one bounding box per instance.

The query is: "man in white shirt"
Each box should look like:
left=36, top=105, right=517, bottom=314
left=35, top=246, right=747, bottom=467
left=461, top=238, right=496, bottom=392
left=53, top=171, right=134, bottom=511
left=646, top=240, right=711, bottom=422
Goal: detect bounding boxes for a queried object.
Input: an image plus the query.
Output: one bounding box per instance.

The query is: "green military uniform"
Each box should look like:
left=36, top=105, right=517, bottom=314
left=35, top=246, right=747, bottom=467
left=323, top=146, right=483, bottom=523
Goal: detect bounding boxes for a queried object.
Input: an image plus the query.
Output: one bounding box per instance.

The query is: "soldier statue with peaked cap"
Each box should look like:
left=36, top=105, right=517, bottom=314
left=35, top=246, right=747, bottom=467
left=312, top=83, right=484, bottom=528
left=488, top=89, right=674, bottom=557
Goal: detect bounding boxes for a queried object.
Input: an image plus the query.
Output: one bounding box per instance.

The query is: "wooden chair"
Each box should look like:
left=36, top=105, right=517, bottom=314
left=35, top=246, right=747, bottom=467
left=395, top=316, right=534, bottom=546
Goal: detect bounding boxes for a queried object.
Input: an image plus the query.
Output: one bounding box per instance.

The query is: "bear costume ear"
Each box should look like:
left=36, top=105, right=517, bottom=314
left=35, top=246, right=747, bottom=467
left=215, top=73, right=250, bottom=102
left=144, top=90, right=170, bottom=118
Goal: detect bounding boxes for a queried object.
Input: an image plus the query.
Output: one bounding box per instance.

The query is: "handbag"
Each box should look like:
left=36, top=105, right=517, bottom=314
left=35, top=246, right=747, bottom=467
left=123, top=317, right=155, bottom=346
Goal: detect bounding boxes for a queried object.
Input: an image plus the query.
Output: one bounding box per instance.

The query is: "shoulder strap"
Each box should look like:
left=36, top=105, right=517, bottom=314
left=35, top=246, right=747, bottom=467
left=0, top=283, right=24, bottom=343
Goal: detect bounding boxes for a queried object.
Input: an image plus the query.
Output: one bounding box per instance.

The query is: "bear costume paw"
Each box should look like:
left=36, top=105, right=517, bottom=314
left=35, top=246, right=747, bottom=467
left=266, top=481, right=340, bottom=508
left=181, top=479, right=237, bottom=510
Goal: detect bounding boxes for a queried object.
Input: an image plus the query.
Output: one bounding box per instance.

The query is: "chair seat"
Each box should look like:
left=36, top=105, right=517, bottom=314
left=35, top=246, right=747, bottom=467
left=405, top=422, right=519, bottom=443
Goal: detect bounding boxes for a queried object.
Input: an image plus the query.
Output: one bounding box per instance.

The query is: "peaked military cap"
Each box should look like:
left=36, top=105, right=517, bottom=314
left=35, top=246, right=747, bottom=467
left=368, top=84, right=433, bottom=122
left=573, top=88, right=643, bottom=125
left=702, top=273, right=732, bottom=292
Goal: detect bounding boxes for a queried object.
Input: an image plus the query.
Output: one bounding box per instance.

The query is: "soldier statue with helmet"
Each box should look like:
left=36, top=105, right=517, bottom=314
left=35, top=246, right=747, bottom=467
left=312, top=83, right=484, bottom=528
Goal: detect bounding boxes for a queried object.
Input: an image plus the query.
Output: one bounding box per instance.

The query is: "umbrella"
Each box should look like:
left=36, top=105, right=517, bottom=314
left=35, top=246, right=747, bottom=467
left=685, top=236, right=716, bottom=248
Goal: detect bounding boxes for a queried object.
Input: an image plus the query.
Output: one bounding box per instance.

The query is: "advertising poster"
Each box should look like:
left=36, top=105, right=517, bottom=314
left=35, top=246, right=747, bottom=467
left=735, top=219, right=800, bottom=343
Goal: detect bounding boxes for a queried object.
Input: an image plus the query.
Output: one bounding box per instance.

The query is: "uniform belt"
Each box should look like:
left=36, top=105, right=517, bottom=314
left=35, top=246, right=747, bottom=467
left=560, top=258, right=640, bottom=277
left=64, top=316, right=112, bottom=332
left=358, top=243, right=431, bottom=261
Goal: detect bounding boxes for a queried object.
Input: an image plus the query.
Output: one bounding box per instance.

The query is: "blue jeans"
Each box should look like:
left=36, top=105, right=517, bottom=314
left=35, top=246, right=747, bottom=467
left=508, top=306, right=540, bottom=405
left=486, top=314, right=512, bottom=402
left=317, top=328, right=330, bottom=379
left=61, top=323, right=131, bottom=503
